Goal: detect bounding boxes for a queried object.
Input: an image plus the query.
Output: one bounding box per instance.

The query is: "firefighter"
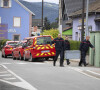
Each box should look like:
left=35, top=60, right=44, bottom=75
left=64, top=36, right=70, bottom=65
left=79, top=36, right=94, bottom=66
left=52, top=34, right=64, bottom=67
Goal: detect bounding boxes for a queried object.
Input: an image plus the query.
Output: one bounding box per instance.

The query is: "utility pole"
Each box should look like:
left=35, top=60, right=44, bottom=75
left=81, top=0, right=85, bottom=41
left=41, top=0, right=44, bottom=36
left=85, top=0, right=89, bottom=38
left=59, top=0, right=62, bottom=36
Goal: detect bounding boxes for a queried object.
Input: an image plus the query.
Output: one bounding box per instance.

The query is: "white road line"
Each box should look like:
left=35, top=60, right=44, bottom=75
left=3, top=78, right=16, bottom=80
left=1, top=64, right=38, bottom=90
left=0, top=74, right=12, bottom=77
left=31, top=63, right=45, bottom=65
left=87, top=70, right=100, bottom=76
left=0, top=71, right=8, bottom=73
left=16, top=63, right=28, bottom=65
left=1, top=63, right=11, bottom=65
left=68, top=67, right=100, bottom=80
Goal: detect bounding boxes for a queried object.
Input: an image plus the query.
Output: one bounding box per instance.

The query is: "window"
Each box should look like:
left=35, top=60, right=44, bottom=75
left=13, top=35, right=20, bottom=41
left=3, top=0, right=9, bottom=7
left=0, top=0, right=12, bottom=8
left=26, top=39, right=33, bottom=46
left=13, top=17, right=21, bottom=27
left=0, top=17, right=1, bottom=24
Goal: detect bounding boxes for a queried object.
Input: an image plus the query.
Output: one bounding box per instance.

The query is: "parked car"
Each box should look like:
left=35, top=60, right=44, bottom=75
left=23, top=35, right=56, bottom=61
left=1, top=41, right=19, bottom=58
left=12, top=40, right=27, bottom=60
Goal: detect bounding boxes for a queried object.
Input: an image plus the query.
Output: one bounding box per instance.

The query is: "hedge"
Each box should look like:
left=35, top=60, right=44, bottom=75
left=69, top=40, right=80, bottom=50
left=0, top=39, right=10, bottom=50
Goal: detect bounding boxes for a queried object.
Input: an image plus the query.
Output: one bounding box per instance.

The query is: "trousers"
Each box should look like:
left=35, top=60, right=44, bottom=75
left=79, top=51, right=87, bottom=66
left=54, top=50, right=64, bottom=66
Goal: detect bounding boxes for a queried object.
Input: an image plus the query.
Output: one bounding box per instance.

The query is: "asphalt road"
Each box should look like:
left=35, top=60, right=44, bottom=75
left=0, top=53, right=100, bottom=90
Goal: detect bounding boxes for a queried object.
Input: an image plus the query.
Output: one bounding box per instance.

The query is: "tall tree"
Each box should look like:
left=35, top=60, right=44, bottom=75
left=43, top=17, right=51, bottom=30
left=50, top=17, right=58, bottom=29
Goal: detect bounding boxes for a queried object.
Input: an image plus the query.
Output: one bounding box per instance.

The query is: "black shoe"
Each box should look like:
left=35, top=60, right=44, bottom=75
left=67, top=62, right=70, bottom=65
left=60, top=65, right=64, bottom=67
left=53, top=61, right=56, bottom=66
left=84, top=63, right=88, bottom=67
left=79, top=64, right=82, bottom=67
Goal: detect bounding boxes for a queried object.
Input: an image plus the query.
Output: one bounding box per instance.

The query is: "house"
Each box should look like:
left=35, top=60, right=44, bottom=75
left=0, top=0, right=35, bottom=41
left=69, top=0, right=100, bottom=41
left=59, top=0, right=96, bottom=37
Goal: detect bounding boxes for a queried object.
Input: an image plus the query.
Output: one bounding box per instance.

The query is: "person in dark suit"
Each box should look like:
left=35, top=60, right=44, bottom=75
left=52, top=34, right=65, bottom=67
left=79, top=36, right=94, bottom=66
left=64, top=36, right=70, bottom=65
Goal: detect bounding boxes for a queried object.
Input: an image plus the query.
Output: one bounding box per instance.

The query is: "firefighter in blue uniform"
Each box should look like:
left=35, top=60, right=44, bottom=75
left=52, top=34, right=64, bottom=67
left=79, top=36, right=94, bottom=66
left=64, top=36, right=70, bottom=65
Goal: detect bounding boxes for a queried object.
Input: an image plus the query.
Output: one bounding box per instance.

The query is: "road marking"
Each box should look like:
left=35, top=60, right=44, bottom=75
left=0, top=71, right=8, bottom=73
left=1, top=63, right=11, bottom=65
left=31, top=63, right=45, bottom=65
left=1, top=64, right=38, bottom=90
left=0, top=74, right=12, bottom=77
left=68, top=67, right=100, bottom=80
left=3, top=78, right=16, bottom=80
left=16, top=63, right=28, bottom=65
left=87, top=70, right=100, bottom=76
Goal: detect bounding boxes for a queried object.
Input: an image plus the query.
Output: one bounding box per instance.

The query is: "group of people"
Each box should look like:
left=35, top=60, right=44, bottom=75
left=52, top=34, right=94, bottom=67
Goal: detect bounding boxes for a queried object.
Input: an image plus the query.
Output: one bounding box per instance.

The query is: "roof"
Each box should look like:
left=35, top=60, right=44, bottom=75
left=94, top=17, right=100, bottom=21
left=69, top=0, right=100, bottom=17
left=63, top=26, right=72, bottom=31
left=32, top=19, right=42, bottom=26
left=62, top=29, right=72, bottom=36
left=66, top=19, right=72, bottom=25
left=15, top=0, right=35, bottom=15
left=62, top=0, right=96, bottom=17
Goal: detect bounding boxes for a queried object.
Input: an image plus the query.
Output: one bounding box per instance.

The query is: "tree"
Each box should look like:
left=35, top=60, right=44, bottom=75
left=43, top=17, right=51, bottom=30
left=50, top=17, right=59, bottom=29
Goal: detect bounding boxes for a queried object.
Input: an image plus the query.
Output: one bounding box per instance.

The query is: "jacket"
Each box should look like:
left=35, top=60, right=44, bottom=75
left=52, top=37, right=64, bottom=51
left=64, top=40, right=70, bottom=50
left=79, top=39, right=94, bottom=52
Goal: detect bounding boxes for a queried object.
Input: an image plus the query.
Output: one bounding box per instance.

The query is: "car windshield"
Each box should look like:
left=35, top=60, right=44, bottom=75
left=8, top=42, right=18, bottom=46
left=37, top=37, right=52, bottom=45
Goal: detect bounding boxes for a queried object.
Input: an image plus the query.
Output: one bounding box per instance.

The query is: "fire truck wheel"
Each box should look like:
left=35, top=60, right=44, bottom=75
left=4, top=52, right=7, bottom=58
left=1, top=53, right=4, bottom=58
left=19, top=53, right=23, bottom=60
left=12, top=53, right=16, bottom=60
left=23, top=53, right=28, bottom=61
left=29, top=54, right=34, bottom=62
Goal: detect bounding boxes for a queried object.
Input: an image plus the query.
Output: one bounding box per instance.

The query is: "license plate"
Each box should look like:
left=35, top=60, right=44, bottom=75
left=41, top=50, right=50, bottom=53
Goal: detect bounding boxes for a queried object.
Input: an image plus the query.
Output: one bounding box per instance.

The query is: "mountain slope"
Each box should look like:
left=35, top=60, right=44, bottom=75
left=19, top=0, right=59, bottom=22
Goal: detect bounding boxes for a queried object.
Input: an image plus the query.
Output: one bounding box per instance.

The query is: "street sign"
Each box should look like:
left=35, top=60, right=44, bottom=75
left=0, top=24, right=8, bottom=40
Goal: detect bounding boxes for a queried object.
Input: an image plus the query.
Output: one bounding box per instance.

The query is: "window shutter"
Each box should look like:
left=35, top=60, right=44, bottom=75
left=0, top=17, right=1, bottom=24
left=9, top=0, right=12, bottom=7
left=0, top=0, right=4, bottom=7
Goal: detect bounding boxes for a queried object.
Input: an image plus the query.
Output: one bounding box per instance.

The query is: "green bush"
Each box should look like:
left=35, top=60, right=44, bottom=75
left=0, top=39, right=10, bottom=50
left=69, top=40, right=80, bottom=50
left=41, top=29, right=59, bottom=39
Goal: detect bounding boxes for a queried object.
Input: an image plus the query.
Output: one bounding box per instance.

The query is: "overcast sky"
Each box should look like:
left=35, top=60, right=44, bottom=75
left=23, top=0, right=59, bottom=4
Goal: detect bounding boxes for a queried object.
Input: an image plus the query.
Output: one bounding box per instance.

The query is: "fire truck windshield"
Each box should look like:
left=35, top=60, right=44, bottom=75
left=37, top=37, right=51, bottom=45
